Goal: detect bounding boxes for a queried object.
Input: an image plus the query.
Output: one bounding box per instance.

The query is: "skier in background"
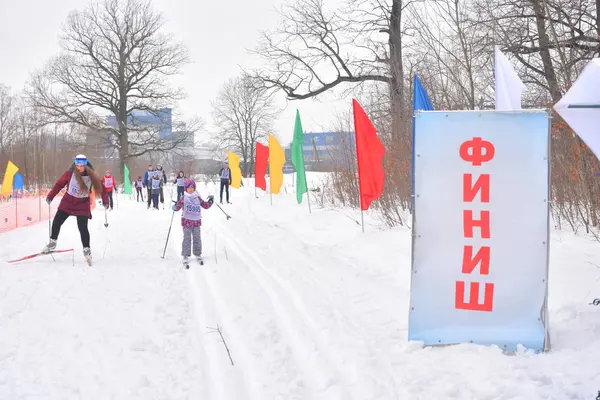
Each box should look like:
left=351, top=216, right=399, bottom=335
left=174, top=170, right=185, bottom=202
left=156, top=163, right=167, bottom=207
left=150, top=172, right=163, bottom=210
left=219, top=161, right=232, bottom=204
left=102, top=169, right=116, bottom=210
left=172, top=178, right=214, bottom=267
left=43, top=154, right=108, bottom=264
left=134, top=176, right=144, bottom=202
left=143, top=164, right=154, bottom=209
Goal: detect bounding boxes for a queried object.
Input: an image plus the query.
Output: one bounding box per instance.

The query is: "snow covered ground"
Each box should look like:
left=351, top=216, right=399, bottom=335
left=0, top=176, right=599, bottom=399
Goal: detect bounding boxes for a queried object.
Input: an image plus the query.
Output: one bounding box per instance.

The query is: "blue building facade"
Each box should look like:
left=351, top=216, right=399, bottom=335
left=107, top=108, right=172, bottom=139
left=284, top=131, right=355, bottom=172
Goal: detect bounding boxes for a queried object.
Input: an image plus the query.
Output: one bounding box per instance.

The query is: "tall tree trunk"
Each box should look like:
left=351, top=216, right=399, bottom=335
left=118, top=51, right=128, bottom=183
left=389, top=0, right=405, bottom=142
left=530, top=0, right=562, bottom=103
left=597, top=0, right=600, bottom=56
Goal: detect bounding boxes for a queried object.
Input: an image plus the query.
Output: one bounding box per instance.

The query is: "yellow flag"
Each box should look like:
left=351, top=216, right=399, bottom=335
left=227, top=151, right=243, bottom=188
left=268, top=134, right=285, bottom=194
left=1, top=161, right=19, bottom=198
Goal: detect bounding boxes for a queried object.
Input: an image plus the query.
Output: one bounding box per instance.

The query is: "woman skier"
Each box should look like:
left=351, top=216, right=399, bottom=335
left=102, top=169, right=116, bottom=210
left=43, top=154, right=108, bottom=265
left=156, top=163, right=167, bottom=207
left=219, top=161, right=232, bottom=204
left=150, top=172, right=163, bottom=210
left=172, top=179, right=214, bottom=268
left=134, top=176, right=144, bottom=202
left=174, top=170, right=185, bottom=202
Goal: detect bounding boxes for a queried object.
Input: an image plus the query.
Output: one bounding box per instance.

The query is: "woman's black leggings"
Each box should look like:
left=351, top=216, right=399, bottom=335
left=51, top=209, right=90, bottom=248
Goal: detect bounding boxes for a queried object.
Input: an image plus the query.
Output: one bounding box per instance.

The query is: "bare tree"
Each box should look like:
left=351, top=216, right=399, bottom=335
left=0, top=85, right=16, bottom=155
left=408, top=0, right=494, bottom=110
left=472, top=0, right=599, bottom=103
left=29, top=0, right=194, bottom=180
left=249, top=0, right=417, bottom=141
left=211, top=75, right=280, bottom=177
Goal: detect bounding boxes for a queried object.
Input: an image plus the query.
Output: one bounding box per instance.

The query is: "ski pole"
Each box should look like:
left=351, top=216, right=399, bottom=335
left=103, top=209, right=110, bottom=259
left=216, top=203, right=231, bottom=220
left=161, top=208, right=176, bottom=259
left=48, top=203, right=51, bottom=238
left=47, top=202, right=56, bottom=262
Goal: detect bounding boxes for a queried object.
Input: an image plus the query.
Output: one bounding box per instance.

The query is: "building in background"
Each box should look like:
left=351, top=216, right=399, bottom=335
left=106, top=108, right=172, bottom=139
left=284, top=131, right=355, bottom=172
left=106, top=108, right=174, bottom=166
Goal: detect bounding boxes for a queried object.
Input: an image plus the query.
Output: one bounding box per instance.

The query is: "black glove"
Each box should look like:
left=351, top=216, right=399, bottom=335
left=207, top=195, right=214, bottom=204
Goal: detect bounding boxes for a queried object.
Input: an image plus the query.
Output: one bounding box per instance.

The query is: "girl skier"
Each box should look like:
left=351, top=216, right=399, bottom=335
left=174, top=170, right=185, bottom=201
left=102, top=169, right=116, bottom=210
left=172, top=179, right=214, bottom=267
left=43, top=154, right=108, bottom=264
left=134, top=176, right=144, bottom=202
left=150, top=172, right=163, bottom=210
left=218, top=161, right=232, bottom=204
left=156, top=163, right=167, bottom=207
left=143, top=164, right=154, bottom=209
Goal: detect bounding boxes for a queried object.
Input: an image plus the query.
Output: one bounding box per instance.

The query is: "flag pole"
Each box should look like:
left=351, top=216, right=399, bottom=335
left=360, top=209, right=364, bottom=233
left=356, top=171, right=364, bottom=232
left=353, top=113, right=365, bottom=233
left=269, top=175, right=273, bottom=205
left=304, top=168, right=311, bottom=214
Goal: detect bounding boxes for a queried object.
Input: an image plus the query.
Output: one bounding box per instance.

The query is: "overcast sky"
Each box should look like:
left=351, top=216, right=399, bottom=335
left=0, top=0, right=350, bottom=146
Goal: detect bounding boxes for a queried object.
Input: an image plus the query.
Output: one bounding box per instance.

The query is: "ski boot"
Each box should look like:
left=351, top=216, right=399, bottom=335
left=182, top=256, right=190, bottom=269
left=41, top=239, right=57, bottom=254
left=196, top=255, right=204, bottom=265
left=83, top=247, right=92, bottom=266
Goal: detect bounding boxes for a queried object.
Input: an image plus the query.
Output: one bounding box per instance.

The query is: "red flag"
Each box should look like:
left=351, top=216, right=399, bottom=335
left=255, top=142, right=269, bottom=191
left=352, top=99, right=386, bottom=210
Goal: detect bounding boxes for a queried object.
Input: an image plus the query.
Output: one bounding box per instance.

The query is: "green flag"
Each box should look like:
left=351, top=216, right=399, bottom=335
left=123, top=164, right=133, bottom=194
left=291, top=110, right=308, bottom=204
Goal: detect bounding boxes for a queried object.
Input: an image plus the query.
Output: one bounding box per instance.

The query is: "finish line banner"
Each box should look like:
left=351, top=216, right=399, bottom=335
left=408, top=110, right=551, bottom=352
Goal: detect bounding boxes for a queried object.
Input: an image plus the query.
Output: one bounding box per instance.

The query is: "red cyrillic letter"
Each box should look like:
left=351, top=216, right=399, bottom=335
left=462, top=246, right=490, bottom=275
left=455, top=281, right=494, bottom=312
left=463, top=210, right=490, bottom=238
left=459, top=138, right=495, bottom=166
left=463, top=174, right=490, bottom=203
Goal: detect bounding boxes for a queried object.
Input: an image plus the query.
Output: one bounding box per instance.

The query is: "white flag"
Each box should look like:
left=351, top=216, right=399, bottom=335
left=554, top=58, right=600, bottom=161
left=494, top=46, right=526, bottom=110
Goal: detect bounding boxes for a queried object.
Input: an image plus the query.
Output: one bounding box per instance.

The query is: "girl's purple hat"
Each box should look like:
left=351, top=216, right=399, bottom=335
left=184, top=179, right=196, bottom=190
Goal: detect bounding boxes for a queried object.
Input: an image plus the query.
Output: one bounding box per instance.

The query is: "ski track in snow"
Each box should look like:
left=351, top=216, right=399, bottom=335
left=225, top=196, right=406, bottom=399
left=168, top=210, right=262, bottom=400
left=218, top=224, right=354, bottom=399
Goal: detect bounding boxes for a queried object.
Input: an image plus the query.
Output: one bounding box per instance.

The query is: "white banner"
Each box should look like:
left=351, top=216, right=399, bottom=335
left=409, top=110, right=551, bottom=352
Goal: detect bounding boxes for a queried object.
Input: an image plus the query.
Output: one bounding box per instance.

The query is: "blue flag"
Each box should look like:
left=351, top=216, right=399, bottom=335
left=13, top=173, right=23, bottom=191
left=413, top=75, right=434, bottom=112
left=12, top=173, right=24, bottom=198
left=412, top=75, right=434, bottom=208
